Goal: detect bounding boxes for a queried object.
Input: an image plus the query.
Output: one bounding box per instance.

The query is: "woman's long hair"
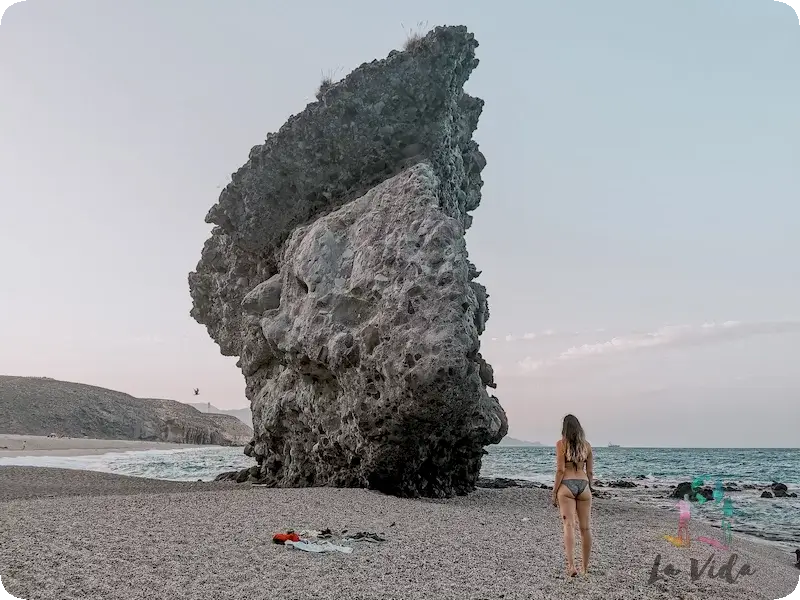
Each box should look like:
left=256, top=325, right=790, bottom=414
left=562, top=414, right=588, bottom=465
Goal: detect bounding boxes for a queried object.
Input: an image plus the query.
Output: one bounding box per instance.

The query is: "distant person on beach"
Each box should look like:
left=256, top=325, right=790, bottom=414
left=552, top=414, right=594, bottom=577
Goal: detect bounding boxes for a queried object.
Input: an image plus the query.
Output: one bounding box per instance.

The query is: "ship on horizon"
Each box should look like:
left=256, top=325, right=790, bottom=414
left=608, top=443, right=621, bottom=448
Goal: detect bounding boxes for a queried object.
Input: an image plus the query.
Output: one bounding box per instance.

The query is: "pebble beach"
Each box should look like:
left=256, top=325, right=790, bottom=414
left=1, top=466, right=798, bottom=600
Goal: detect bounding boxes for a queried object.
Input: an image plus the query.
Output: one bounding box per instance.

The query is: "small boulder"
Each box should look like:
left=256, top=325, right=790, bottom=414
left=761, top=491, right=774, bottom=498
left=671, top=482, right=693, bottom=498
left=475, top=477, right=540, bottom=489
left=476, top=477, right=517, bottom=489
left=608, top=480, right=637, bottom=489
left=696, top=487, right=714, bottom=501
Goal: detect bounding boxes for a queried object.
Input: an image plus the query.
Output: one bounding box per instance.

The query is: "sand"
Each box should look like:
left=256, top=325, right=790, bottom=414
left=0, top=434, right=205, bottom=457
left=1, top=467, right=798, bottom=600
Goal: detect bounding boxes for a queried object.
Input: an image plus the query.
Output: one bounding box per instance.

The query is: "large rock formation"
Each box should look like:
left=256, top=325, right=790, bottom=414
left=188, top=25, right=507, bottom=497
left=0, top=376, right=252, bottom=445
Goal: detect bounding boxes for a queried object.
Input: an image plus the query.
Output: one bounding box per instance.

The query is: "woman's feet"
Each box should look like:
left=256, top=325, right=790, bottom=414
left=567, top=565, right=578, bottom=577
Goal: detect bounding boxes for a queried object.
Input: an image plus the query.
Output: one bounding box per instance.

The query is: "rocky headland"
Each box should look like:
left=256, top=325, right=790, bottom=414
left=189, top=26, right=507, bottom=497
left=0, top=376, right=252, bottom=446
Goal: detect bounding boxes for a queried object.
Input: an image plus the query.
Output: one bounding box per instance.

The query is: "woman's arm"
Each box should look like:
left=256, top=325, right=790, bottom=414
left=586, top=444, right=594, bottom=491
left=553, top=440, right=565, bottom=506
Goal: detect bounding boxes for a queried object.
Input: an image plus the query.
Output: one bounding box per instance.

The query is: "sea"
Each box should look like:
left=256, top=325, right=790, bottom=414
left=2, top=445, right=798, bottom=551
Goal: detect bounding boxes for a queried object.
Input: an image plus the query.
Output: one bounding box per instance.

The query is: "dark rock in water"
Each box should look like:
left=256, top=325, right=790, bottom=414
left=697, top=487, right=714, bottom=501
left=672, top=482, right=693, bottom=498
left=669, top=481, right=713, bottom=500
left=476, top=478, right=540, bottom=489
left=761, top=491, right=774, bottom=498
left=214, top=471, right=238, bottom=482
left=772, top=482, right=788, bottom=492
left=774, top=489, right=788, bottom=498
left=671, top=482, right=712, bottom=501
left=188, top=26, right=506, bottom=498
left=594, top=480, right=605, bottom=487
left=608, top=480, right=637, bottom=489
left=743, top=484, right=757, bottom=490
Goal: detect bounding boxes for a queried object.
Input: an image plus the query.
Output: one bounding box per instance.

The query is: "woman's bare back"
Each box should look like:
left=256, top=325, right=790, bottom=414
left=558, top=439, right=591, bottom=480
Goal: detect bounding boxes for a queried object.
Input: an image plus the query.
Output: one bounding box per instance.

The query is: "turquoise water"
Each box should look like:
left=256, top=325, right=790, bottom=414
left=484, top=446, right=800, bottom=549
left=2, top=445, right=798, bottom=548
left=482, top=446, right=800, bottom=487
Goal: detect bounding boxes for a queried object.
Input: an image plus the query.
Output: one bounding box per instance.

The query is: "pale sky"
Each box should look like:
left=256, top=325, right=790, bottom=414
left=1, top=0, right=799, bottom=447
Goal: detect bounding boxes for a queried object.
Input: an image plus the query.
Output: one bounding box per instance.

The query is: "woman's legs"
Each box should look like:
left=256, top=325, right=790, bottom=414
left=575, top=486, right=592, bottom=573
left=557, top=484, right=578, bottom=575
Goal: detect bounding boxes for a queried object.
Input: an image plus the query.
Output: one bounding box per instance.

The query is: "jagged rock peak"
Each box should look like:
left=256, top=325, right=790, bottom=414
left=188, top=25, right=506, bottom=498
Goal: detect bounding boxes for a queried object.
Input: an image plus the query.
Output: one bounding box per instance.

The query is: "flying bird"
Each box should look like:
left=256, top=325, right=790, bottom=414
left=193, top=388, right=199, bottom=396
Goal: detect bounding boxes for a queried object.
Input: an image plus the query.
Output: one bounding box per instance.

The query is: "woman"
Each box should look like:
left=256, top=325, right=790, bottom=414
left=552, top=414, right=594, bottom=577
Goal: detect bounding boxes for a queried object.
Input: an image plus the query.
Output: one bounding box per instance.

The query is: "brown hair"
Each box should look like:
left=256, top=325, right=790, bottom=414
left=562, top=414, right=588, bottom=465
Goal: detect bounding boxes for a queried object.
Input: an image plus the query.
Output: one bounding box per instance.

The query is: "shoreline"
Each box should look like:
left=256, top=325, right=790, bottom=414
left=0, top=434, right=237, bottom=457
left=1, top=466, right=798, bottom=600
left=1, top=438, right=797, bottom=552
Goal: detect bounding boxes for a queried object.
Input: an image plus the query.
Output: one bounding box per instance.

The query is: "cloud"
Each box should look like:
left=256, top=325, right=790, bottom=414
left=503, top=329, right=558, bottom=342
left=516, top=320, right=800, bottom=375
left=518, top=357, right=546, bottom=372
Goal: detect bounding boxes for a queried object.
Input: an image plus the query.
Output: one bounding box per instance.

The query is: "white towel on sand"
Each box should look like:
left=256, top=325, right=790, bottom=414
left=286, top=540, right=353, bottom=554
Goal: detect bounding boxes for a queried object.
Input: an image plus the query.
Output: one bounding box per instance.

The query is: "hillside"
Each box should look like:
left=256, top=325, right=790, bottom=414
left=0, top=376, right=252, bottom=446
left=493, top=437, right=543, bottom=447
left=188, top=403, right=251, bottom=427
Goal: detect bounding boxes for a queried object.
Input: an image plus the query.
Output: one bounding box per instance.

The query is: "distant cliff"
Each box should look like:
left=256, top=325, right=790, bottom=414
left=494, top=437, right=543, bottom=447
left=187, top=402, right=251, bottom=427
left=0, top=376, right=252, bottom=446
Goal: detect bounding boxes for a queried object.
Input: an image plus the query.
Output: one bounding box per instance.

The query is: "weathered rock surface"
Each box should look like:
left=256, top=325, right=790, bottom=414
left=189, top=26, right=507, bottom=497
left=0, top=376, right=252, bottom=446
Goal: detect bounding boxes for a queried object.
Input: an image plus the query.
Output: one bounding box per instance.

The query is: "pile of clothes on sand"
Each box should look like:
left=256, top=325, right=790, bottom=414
left=272, top=527, right=389, bottom=554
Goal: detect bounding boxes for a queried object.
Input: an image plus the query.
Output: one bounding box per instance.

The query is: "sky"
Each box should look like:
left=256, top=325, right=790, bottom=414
left=1, top=0, right=799, bottom=447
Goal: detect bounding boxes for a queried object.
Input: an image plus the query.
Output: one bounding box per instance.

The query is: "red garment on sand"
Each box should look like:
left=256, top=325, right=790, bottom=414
left=273, top=533, right=300, bottom=544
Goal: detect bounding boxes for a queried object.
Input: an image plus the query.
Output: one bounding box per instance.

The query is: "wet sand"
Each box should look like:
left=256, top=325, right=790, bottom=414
left=0, top=434, right=204, bottom=457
